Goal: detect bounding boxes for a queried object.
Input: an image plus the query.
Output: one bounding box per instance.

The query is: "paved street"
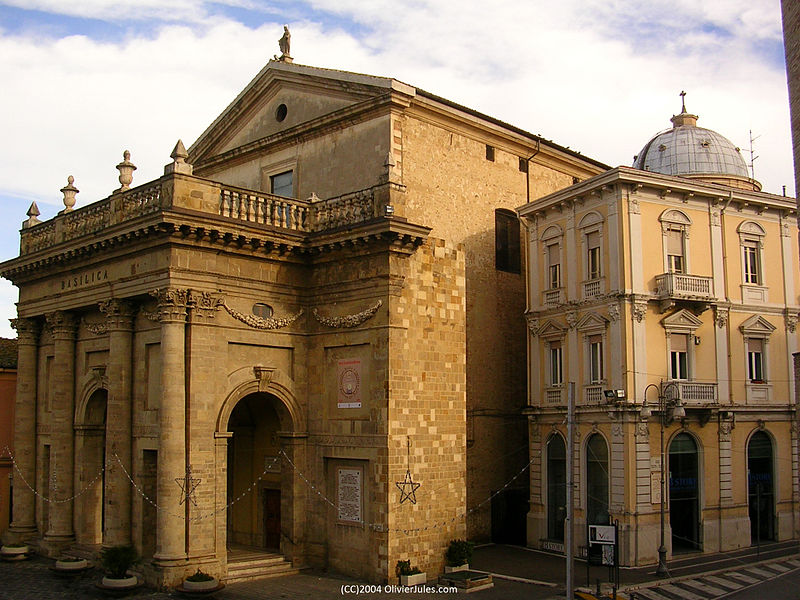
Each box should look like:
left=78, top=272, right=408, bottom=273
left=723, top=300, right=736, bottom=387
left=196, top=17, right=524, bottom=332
left=1, top=542, right=799, bottom=600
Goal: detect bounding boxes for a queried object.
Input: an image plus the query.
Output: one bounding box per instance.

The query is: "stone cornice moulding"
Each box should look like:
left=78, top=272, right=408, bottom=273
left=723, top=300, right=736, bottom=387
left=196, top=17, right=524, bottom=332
left=313, top=299, right=383, bottom=328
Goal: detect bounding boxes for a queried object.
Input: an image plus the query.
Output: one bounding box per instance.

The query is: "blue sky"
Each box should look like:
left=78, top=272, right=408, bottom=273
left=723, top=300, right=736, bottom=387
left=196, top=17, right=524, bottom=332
left=0, top=0, right=792, bottom=337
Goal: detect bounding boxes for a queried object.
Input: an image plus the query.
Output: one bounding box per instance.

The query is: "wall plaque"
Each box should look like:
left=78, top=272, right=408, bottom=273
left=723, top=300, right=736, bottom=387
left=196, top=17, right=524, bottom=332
left=337, top=467, right=362, bottom=523
left=337, top=359, right=362, bottom=408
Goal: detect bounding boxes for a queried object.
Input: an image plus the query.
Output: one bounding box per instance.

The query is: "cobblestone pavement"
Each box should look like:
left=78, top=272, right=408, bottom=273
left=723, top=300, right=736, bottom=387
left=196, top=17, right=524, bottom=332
left=0, top=555, right=552, bottom=600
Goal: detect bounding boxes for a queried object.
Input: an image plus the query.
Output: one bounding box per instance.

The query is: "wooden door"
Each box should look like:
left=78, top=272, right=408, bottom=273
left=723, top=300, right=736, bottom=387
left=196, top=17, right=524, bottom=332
left=263, top=489, right=281, bottom=550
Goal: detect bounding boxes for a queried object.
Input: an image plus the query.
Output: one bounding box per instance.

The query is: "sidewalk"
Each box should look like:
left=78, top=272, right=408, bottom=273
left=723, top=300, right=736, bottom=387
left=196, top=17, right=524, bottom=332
left=0, top=541, right=797, bottom=600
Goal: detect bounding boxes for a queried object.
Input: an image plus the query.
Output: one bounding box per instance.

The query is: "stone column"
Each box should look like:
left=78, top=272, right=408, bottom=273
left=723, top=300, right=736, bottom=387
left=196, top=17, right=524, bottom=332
left=99, top=299, right=135, bottom=547
left=43, top=310, right=77, bottom=549
left=279, top=432, right=308, bottom=566
left=8, top=317, right=40, bottom=538
left=152, top=289, right=188, bottom=567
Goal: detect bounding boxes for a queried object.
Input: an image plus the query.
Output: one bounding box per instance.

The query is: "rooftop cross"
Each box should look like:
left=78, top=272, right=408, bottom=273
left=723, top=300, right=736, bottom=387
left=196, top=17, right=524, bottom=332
left=680, top=90, right=687, bottom=113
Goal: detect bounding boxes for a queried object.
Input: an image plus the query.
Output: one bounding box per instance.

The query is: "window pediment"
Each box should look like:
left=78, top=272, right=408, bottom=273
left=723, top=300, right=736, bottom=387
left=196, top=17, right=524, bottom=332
left=578, top=211, right=604, bottom=229
left=739, top=314, right=776, bottom=336
left=659, top=209, right=692, bottom=226
left=661, top=308, right=703, bottom=333
left=576, top=312, right=609, bottom=333
left=541, top=224, right=563, bottom=242
left=538, top=319, right=567, bottom=339
left=737, top=221, right=766, bottom=237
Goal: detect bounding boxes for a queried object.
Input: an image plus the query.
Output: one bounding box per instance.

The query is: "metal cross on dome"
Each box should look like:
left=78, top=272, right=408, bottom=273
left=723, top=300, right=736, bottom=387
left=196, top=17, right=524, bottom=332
left=175, top=465, right=201, bottom=507
left=395, top=437, right=420, bottom=505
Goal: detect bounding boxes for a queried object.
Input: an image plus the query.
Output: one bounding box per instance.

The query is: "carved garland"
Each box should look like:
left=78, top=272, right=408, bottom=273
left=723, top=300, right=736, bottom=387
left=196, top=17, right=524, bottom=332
left=82, top=319, right=108, bottom=335
left=220, top=300, right=304, bottom=330
left=313, top=299, right=383, bottom=328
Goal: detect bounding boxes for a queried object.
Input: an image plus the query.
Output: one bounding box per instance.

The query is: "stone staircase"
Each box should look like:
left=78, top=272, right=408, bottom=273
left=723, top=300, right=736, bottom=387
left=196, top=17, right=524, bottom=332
left=225, top=548, right=302, bottom=584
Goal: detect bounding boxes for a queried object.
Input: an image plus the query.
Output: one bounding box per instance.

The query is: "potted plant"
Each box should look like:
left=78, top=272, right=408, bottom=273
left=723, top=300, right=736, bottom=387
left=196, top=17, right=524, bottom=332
left=0, top=542, right=30, bottom=561
left=98, top=545, right=139, bottom=590
left=181, top=568, right=221, bottom=593
left=396, top=559, right=426, bottom=586
left=444, top=539, right=474, bottom=572
left=55, top=555, right=89, bottom=571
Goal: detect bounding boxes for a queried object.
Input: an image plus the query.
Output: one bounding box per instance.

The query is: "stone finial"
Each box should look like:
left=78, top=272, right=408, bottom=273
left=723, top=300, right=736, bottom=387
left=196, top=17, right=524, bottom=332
left=164, top=139, right=193, bottom=175
left=23, top=201, right=41, bottom=229
left=115, top=150, right=137, bottom=193
left=59, top=175, right=79, bottom=213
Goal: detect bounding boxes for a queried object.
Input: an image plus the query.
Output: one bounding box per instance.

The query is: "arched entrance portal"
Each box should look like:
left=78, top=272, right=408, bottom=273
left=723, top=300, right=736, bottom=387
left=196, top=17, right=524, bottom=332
left=748, top=431, right=775, bottom=543
left=226, top=393, right=283, bottom=550
left=75, top=388, right=107, bottom=546
left=669, top=432, right=700, bottom=551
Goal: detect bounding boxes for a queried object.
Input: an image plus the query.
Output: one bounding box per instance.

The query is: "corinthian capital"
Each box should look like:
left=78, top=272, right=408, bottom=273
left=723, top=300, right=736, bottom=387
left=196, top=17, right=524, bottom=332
left=99, top=298, right=135, bottom=331
left=150, top=288, right=189, bottom=323
left=10, top=317, right=40, bottom=345
left=45, top=310, right=77, bottom=339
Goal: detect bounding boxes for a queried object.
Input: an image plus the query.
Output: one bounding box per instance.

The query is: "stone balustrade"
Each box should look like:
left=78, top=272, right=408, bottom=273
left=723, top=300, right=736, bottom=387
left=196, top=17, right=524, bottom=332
left=19, top=174, right=395, bottom=255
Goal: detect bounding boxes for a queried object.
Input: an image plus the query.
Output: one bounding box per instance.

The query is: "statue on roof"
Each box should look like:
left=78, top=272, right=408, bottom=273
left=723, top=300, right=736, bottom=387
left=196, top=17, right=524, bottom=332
left=277, top=25, right=292, bottom=61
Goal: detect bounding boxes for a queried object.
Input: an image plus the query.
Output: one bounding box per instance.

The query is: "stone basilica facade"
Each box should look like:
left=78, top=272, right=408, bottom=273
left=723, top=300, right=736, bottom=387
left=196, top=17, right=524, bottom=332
left=0, top=52, right=604, bottom=586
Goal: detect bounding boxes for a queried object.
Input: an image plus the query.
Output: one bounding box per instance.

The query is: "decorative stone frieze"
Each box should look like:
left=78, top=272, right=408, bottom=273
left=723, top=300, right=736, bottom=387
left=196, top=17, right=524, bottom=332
left=719, top=419, right=733, bottom=442
left=526, top=316, right=539, bottom=335
left=785, top=310, right=798, bottom=333
left=81, top=319, right=108, bottom=335
left=635, top=421, right=649, bottom=441
left=565, top=311, right=578, bottom=329
left=187, top=290, right=221, bottom=320
left=607, top=304, right=620, bottom=322
left=220, top=299, right=302, bottom=330
left=313, top=299, right=382, bottom=328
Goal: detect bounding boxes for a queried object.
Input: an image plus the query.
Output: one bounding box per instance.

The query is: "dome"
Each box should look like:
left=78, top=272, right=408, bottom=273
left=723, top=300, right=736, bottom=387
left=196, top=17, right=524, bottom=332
left=633, top=98, right=759, bottom=191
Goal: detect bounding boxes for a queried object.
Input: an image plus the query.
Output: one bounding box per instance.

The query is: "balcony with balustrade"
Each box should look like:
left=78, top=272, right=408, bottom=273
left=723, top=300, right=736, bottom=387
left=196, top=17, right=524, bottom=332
left=663, top=380, right=718, bottom=407
left=654, top=272, right=714, bottom=312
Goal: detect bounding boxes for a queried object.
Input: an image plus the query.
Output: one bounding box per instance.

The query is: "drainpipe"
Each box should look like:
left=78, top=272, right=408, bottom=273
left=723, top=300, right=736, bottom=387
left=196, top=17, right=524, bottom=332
left=525, top=138, right=542, bottom=205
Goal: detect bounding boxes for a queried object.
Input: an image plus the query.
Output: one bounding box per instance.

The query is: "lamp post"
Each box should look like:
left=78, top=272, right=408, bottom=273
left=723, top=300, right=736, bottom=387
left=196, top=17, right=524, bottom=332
left=641, top=381, right=685, bottom=577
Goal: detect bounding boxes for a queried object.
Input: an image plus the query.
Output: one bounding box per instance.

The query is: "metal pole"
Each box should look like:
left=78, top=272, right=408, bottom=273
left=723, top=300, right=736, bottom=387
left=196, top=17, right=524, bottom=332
left=656, top=388, right=668, bottom=576
left=566, top=382, right=575, bottom=600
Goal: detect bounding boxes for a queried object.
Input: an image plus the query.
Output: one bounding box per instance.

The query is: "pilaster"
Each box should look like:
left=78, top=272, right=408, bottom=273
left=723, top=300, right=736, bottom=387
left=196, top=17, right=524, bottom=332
left=42, top=310, right=77, bottom=551
left=279, top=432, right=308, bottom=567
left=8, top=317, right=40, bottom=538
left=99, top=298, right=135, bottom=547
left=151, top=288, right=188, bottom=570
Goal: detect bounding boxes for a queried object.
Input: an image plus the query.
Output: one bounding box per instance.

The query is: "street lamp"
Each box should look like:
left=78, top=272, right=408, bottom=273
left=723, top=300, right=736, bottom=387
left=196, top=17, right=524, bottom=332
left=641, top=381, right=685, bottom=577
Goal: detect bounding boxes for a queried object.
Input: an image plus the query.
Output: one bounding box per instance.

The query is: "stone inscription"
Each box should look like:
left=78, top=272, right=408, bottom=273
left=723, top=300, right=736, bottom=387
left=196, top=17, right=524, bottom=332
left=61, top=269, right=109, bottom=290
left=337, top=468, right=362, bottom=523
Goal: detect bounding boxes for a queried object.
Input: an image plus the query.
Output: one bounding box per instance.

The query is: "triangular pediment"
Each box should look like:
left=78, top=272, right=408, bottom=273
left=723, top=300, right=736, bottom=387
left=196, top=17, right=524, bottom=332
left=576, top=311, right=609, bottom=332
left=739, top=314, right=776, bottom=336
left=537, top=319, right=567, bottom=339
left=188, top=61, right=414, bottom=168
left=661, top=308, right=703, bottom=332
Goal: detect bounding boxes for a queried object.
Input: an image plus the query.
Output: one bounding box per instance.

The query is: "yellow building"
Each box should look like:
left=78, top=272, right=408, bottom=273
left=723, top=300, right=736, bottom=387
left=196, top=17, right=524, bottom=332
left=518, top=103, right=800, bottom=566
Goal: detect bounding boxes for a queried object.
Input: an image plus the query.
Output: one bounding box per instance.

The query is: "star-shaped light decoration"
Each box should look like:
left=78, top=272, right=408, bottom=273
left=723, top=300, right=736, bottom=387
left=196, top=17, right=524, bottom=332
left=175, top=465, right=201, bottom=506
left=395, top=469, right=420, bottom=505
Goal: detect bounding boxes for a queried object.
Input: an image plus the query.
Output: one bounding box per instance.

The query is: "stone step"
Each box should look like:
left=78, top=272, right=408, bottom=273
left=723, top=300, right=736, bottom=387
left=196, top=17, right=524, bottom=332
left=225, top=555, right=301, bottom=584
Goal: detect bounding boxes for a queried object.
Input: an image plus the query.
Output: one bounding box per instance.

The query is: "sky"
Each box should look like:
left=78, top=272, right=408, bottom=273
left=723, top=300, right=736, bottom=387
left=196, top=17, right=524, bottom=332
left=0, top=0, right=793, bottom=338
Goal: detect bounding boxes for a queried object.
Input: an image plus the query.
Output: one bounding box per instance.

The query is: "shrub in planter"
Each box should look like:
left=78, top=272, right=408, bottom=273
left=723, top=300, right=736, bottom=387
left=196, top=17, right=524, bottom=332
left=445, top=539, right=474, bottom=567
left=99, top=545, right=139, bottom=588
left=395, top=559, right=425, bottom=586
left=183, top=569, right=219, bottom=591
left=55, top=556, right=89, bottom=571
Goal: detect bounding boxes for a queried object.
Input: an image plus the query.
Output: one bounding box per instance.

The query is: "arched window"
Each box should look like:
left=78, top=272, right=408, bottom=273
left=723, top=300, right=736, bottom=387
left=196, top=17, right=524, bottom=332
left=748, top=431, right=775, bottom=542
left=547, top=434, right=567, bottom=540
left=585, top=434, right=609, bottom=525
left=495, top=209, right=521, bottom=274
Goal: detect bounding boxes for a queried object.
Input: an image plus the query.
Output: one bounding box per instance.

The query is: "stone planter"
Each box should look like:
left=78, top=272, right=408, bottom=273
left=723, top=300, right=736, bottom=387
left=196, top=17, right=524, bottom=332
left=1, top=545, right=30, bottom=561
left=182, top=577, right=219, bottom=591
left=444, top=563, right=469, bottom=573
left=55, top=558, right=89, bottom=571
left=101, top=575, right=139, bottom=589
left=400, top=572, right=426, bottom=586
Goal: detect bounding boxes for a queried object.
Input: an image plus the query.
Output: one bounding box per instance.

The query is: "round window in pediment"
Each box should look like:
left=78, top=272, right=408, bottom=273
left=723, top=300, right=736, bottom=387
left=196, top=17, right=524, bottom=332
left=275, top=103, right=288, bottom=122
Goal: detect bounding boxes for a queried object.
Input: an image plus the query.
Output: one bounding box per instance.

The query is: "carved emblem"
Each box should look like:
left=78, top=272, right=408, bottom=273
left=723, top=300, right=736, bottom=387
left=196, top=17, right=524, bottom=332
left=715, top=307, right=729, bottom=329
left=633, top=302, right=647, bottom=323
left=608, top=304, right=620, bottom=322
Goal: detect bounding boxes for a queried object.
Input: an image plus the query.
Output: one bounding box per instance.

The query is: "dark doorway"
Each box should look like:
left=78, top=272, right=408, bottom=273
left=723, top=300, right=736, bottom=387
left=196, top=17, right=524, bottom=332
left=748, top=431, right=775, bottom=543
left=669, top=433, right=700, bottom=551
left=547, top=434, right=566, bottom=541
left=263, top=489, right=281, bottom=550
left=491, top=488, right=528, bottom=544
